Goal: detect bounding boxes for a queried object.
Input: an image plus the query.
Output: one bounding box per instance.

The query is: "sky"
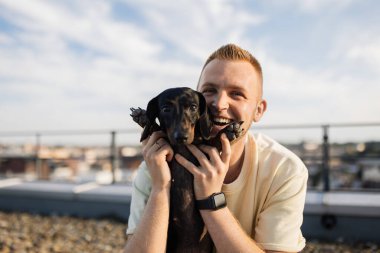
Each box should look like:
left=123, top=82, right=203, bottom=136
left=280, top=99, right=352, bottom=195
left=0, top=0, right=379, bottom=145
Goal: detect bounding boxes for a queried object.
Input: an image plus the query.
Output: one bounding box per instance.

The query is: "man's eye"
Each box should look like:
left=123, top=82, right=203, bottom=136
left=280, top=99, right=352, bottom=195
left=231, top=91, right=244, bottom=98
left=201, top=88, right=215, bottom=95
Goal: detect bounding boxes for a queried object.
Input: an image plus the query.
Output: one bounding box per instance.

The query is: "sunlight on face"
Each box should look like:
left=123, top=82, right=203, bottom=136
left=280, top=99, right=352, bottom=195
left=198, top=59, right=266, bottom=136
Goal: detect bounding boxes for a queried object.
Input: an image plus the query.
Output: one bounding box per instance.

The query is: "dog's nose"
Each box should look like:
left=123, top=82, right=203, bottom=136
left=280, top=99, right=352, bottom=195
left=174, top=132, right=189, bottom=144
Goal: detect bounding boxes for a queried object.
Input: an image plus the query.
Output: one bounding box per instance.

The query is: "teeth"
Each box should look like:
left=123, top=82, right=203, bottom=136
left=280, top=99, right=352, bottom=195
left=213, top=117, right=232, bottom=124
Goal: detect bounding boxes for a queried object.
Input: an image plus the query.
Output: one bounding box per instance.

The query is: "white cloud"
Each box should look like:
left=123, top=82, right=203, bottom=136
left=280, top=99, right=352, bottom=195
left=6, top=0, right=160, bottom=61
left=297, top=0, right=354, bottom=12
left=257, top=47, right=380, bottom=127
left=346, top=39, right=380, bottom=70
left=0, top=33, right=13, bottom=44
left=127, top=0, right=266, bottom=61
left=0, top=0, right=265, bottom=102
left=326, top=23, right=380, bottom=83
left=0, top=0, right=379, bottom=144
left=267, top=0, right=355, bottom=13
left=0, top=0, right=217, bottom=134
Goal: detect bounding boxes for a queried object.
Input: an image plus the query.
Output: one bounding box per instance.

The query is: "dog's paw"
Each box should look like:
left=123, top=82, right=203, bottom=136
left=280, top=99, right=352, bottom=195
left=223, top=121, right=244, bottom=141
left=130, top=107, right=148, bottom=128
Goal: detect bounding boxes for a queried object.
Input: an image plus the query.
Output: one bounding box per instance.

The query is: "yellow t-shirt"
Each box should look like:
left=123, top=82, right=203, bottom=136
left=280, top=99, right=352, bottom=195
left=127, top=132, right=308, bottom=252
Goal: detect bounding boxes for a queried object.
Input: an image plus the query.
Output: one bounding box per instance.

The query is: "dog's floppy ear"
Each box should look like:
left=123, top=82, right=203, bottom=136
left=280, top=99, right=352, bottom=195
left=196, top=91, right=212, bottom=140
left=140, top=96, right=159, bottom=142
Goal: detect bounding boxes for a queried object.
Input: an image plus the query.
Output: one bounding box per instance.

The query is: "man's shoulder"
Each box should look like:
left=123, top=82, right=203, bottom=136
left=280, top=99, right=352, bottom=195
left=252, top=132, right=307, bottom=177
left=253, top=132, right=296, bottom=157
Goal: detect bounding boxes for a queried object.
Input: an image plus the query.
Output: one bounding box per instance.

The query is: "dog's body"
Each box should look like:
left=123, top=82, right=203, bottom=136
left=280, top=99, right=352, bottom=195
left=131, top=87, right=243, bottom=253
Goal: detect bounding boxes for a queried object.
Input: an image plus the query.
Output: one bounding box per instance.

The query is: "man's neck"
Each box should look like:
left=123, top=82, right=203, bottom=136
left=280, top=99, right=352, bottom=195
left=224, top=136, right=246, bottom=184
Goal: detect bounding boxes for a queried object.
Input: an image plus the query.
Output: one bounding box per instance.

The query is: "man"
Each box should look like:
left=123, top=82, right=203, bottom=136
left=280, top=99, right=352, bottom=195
left=124, top=44, right=308, bottom=253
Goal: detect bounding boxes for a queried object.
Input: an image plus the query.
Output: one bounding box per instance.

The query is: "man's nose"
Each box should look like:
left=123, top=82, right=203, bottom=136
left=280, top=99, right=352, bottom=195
left=211, top=91, right=229, bottom=111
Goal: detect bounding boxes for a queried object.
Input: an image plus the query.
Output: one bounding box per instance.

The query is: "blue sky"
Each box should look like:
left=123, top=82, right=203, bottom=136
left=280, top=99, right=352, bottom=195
left=0, top=0, right=379, bottom=144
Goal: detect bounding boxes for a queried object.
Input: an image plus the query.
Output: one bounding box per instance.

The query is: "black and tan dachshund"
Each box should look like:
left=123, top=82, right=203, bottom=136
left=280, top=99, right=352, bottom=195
left=130, top=87, right=243, bottom=253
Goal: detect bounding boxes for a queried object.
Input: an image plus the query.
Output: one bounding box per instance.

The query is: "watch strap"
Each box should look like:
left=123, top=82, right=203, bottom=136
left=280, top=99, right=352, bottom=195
left=196, top=192, right=226, bottom=210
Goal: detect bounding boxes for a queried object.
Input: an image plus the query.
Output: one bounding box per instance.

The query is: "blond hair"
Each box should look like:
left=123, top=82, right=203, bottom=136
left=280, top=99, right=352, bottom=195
left=198, top=44, right=263, bottom=96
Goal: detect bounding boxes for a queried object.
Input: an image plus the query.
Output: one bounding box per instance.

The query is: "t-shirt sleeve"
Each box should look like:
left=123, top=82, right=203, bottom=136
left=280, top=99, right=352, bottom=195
left=254, top=159, right=308, bottom=252
left=126, top=162, right=152, bottom=235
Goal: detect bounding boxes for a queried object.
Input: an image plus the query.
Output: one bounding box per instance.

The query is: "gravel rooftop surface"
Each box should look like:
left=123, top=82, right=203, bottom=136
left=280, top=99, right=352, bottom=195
left=1, top=211, right=379, bottom=253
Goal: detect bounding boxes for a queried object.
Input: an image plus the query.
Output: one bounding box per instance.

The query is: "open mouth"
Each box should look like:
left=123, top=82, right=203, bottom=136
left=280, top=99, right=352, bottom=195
left=212, top=117, right=233, bottom=126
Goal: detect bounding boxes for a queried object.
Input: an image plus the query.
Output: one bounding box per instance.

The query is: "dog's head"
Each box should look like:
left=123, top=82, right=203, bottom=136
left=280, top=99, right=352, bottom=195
left=141, top=87, right=212, bottom=146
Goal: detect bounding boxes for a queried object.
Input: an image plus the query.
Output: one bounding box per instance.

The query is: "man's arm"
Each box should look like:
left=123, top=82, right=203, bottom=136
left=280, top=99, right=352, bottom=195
left=175, top=134, right=297, bottom=253
left=200, top=207, right=294, bottom=253
left=123, top=187, right=170, bottom=253
left=124, top=131, right=173, bottom=253
left=200, top=206, right=264, bottom=253
left=175, top=134, right=264, bottom=252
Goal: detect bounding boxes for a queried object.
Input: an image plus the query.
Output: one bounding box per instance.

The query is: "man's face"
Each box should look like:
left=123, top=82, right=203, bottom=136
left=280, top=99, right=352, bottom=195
left=197, top=59, right=266, bottom=137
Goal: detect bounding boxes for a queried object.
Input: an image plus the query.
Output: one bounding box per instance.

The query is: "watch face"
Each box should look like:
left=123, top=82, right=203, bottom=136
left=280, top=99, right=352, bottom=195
left=213, top=193, right=226, bottom=208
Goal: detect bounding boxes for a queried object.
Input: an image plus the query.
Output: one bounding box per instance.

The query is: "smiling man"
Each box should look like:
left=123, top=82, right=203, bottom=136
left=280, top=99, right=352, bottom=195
left=124, top=44, right=308, bottom=253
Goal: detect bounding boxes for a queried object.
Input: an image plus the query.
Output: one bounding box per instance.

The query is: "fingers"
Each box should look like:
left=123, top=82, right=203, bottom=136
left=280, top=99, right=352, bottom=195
left=175, top=153, right=200, bottom=176
left=142, top=131, right=165, bottom=154
left=152, top=140, right=173, bottom=162
left=142, top=131, right=173, bottom=161
left=186, top=133, right=231, bottom=166
left=161, top=143, right=174, bottom=162
left=198, top=145, right=219, bottom=164
left=220, top=133, right=231, bottom=164
left=175, top=138, right=230, bottom=200
left=180, top=142, right=225, bottom=176
left=186, top=144, right=211, bottom=169
left=142, top=131, right=166, bottom=148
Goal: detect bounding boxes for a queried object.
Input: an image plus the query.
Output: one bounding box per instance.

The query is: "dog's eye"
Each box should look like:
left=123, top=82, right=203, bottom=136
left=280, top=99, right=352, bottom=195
left=161, top=106, right=171, bottom=113
left=190, top=104, right=198, bottom=112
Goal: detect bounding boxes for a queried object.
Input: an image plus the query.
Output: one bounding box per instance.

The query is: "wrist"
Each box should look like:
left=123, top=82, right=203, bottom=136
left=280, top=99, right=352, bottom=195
left=151, top=183, right=171, bottom=195
left=196, top=192, right=227, bottom=211
left=196, top=189, right=222, bottom=201
left=149, top=173, right=171, bottom=193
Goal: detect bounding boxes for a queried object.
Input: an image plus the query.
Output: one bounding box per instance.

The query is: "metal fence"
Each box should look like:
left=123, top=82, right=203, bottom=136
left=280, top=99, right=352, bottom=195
left=1, top=122, right=380, bottom=191
left=254, top=122, right=380, bottom=192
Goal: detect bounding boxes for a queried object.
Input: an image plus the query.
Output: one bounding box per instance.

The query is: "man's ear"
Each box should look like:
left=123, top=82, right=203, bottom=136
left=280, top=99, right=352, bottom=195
left=196, top=91, right=212, bottom=140
left=253, top=99, right=267, bottom=122
left=140, top=96, right=159, bottom=142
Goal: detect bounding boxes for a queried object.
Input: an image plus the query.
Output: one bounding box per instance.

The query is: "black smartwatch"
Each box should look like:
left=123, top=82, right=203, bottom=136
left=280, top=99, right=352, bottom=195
left=196, top=192, right=227, bottom=210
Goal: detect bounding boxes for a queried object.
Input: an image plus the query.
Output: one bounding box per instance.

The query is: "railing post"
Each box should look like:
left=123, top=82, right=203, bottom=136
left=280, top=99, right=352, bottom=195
left=110, top=131, right=117, bottom=184
left=322, top=125, right=330, bottom=191
left=35, top=133, right=41, bottom=180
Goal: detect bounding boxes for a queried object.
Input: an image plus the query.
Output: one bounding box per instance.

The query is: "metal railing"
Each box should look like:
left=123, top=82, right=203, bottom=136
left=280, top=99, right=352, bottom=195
left=0, top=128, right=140, bottom=184
left=255, top=122, right=380, bottom=192
left=1, top=122, right=380, bottom=190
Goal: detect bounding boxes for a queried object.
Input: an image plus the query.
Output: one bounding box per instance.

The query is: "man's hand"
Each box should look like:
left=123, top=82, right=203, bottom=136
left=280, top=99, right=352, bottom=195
left=142, top=131, right=174, bottom=191
left=175, top=133, right=231, bottom=199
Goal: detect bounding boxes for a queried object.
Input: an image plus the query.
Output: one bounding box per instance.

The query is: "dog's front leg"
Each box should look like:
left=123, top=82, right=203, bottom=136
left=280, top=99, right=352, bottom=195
left=130, top=107, right=148, bottom=128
